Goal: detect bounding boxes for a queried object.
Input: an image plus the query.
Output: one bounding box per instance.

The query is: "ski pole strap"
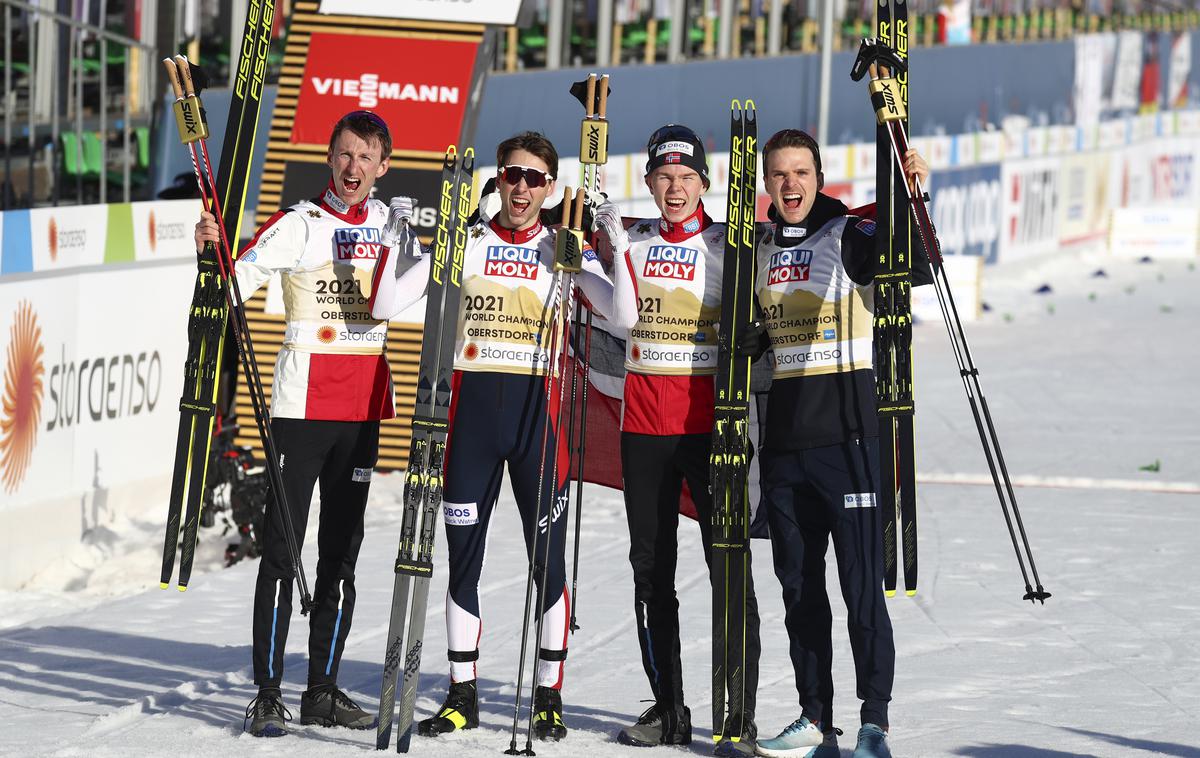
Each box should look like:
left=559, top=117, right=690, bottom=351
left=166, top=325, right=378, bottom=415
left=537, top=648, right=568, bottom=662
left=448, top=649, right=480, bottom=663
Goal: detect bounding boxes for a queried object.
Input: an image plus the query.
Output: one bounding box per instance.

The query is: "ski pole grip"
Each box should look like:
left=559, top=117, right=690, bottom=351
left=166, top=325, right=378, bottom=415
left=572, top=187, right=585, bottom=230
left=597, top=74, right=610, bottom=119
left=868, top=76, right=907, bottom=124
left=555, top=187, right=584, bottom=273
left=163, top=58, right=185, bottom=99
left=584, top=73, right=596, bottom=118
left=175, top=54, right=197, bottom=97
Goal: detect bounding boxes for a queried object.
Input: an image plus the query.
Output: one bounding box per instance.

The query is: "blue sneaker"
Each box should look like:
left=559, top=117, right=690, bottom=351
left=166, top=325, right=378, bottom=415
left=755, top=716, right=823, bottom=758
left=851, top=723, right=891, bottom=758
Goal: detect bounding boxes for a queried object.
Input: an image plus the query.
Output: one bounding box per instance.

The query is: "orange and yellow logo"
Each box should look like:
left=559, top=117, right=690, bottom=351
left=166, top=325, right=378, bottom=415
left=1, top=301, right=45, bottom=493
left=48, top=217, right=59, bottom=262
left=463, top=342, right=479, bottom=361
left=317, top=325, right=337, bottom=344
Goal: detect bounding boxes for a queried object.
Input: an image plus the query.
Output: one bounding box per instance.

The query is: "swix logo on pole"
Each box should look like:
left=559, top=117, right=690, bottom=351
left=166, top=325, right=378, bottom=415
left=643, top=245, right=698, bottom=280
left=333, top=227, right=383, bottom=260
left=484, top=246, right=539, bottom=280
left=767, top=249, right=812, bottom=285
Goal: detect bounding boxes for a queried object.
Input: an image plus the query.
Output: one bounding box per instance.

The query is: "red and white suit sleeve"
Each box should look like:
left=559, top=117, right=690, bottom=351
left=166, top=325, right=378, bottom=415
left=576, top=244, right=619, bottom=321
left=233, top=211, right=304, bottom=298
left=606, top=248, right=640, bottom=330
left=368, top=240, right=430, bottom=320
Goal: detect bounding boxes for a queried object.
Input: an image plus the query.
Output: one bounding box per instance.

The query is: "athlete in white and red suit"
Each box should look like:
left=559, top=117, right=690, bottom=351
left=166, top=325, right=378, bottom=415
left=369, top=131, right=617, bottom=742
left=194, top=110, right=419, bottom=735
left=596, top=124, right=762, bottom=753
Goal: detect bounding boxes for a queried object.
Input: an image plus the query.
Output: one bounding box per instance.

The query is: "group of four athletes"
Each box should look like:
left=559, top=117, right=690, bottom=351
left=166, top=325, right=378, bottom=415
left=193, top=106, right=931, bottom=758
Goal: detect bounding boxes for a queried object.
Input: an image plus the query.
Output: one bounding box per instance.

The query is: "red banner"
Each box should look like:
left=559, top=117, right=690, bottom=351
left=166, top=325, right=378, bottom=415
left=290, top=33, right=479, bottom=152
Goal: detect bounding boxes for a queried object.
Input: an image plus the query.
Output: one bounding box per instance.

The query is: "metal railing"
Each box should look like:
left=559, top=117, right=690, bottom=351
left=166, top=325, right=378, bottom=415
left=1, top=0, right=158, bottom=208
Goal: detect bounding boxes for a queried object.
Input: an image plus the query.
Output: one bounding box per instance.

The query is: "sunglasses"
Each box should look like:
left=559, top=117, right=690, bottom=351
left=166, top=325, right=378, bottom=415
left=498, top=164, right=554, bottom=188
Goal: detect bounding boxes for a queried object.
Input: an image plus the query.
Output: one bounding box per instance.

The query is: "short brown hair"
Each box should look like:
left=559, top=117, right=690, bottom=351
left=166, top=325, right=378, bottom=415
left=328, top=110, right=392, bottom=159
left=763, top=129, right=822, bottom=176
left=496, top=131, right=558, bottom=180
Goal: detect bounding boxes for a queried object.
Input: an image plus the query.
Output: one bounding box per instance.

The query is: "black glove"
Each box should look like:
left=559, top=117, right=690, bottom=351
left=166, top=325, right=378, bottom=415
left=735, top=319, right=768, bottom=359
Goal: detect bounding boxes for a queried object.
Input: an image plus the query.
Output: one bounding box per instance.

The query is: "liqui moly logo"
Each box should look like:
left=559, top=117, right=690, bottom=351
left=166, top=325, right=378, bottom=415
left=485, top=246, right=539, bottom=279
left=768, top=249, right=812, bottom=285
left=333, top=227, right=383, bottom=260
left=311, top=74, right=460, bottom=109
left=643, top=245, right=698, bottom=280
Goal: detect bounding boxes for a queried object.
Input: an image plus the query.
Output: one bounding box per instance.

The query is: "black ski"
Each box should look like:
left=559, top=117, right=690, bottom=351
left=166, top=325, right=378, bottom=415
left=377, top=146, right=473, bottom=753
left=161, top=0, right=275, bottom=590
left=873, top=0, right=917, bottom=597
left=711, top=100, right=757, bottom=746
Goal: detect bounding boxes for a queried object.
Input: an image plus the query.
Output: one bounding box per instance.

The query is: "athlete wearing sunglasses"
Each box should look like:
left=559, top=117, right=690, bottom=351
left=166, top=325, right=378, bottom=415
left=369, top=131, right=619, bottom=745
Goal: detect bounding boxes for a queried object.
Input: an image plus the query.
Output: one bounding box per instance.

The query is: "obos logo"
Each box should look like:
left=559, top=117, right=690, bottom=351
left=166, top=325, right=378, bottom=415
left=768, top=249, right=812, bottom=285
left=484, top=246, right=538, bottom=280
left=1, top=301, right=45, bottom=493
left=643, top=245, right=698, bottom=280
left=334, top=227, right=383, bottom=260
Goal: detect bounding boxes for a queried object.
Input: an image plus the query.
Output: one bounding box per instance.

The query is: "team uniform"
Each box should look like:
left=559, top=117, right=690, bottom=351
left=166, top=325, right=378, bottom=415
left=610, top=202, right=763, bottom=736
left=754, top=192, right=930, bottom=734
left=370, top=215, right=614, bottom=696
left=235, top=184, right=404, bottom=693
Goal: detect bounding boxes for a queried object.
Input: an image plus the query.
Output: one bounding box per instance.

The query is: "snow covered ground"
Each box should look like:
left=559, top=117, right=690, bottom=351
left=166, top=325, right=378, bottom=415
left=2, top=249, right=1197, bottom=758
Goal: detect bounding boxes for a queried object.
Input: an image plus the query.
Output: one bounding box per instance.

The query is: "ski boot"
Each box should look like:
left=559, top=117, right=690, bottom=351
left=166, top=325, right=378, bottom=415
left=851, top=724, right=891, bottom=758
left=417, top=680, right=479, bottom=736
left=617, top=702, right=692, bottom=746
left=714, top=713, right=757, bottom=757
left=244, top=687, right=291, bottom=737
left=532, top=685, right=567, bottom=741
left=300, top=684, right=375, bottom=729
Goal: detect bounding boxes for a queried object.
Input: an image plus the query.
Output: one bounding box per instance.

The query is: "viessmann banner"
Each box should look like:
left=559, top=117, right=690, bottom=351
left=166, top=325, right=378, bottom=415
left=317, top=0, right=521, bottom=25
left=290, top=33, right=479, bottom=152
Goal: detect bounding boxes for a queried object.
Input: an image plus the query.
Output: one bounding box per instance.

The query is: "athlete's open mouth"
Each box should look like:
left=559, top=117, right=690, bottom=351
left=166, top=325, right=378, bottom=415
left=783, top=193, right=803, bottom=210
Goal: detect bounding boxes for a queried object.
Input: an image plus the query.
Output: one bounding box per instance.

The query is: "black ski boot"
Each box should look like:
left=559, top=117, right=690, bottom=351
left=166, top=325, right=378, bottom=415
left=532, top=685, right=567, bottom=741
left=245, top=687, right=291, bottom=737
left=714, top=712, right=757, bottom=757
left=617, top=702, right=692, bottom=746
left=418, top=680, right=479, bottom=736
left=300, top=684, right=375, bottom=729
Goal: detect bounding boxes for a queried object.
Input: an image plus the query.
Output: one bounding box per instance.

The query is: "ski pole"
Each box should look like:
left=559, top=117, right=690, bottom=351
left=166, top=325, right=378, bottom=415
left=852, top=41, right=1050, bottom=603
left=164, top=56, right=313, bottom=613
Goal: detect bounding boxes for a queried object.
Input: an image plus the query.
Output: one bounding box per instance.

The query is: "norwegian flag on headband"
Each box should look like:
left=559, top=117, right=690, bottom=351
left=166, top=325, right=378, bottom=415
left=664, top=153, right=682, bottom=163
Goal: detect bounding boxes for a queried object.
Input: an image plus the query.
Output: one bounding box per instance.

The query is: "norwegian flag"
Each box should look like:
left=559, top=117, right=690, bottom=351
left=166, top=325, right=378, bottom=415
left=664, top=153, right=682, bottom=164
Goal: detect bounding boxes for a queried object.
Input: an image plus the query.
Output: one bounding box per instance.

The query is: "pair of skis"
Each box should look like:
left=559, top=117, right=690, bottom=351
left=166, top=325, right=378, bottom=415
left=159, top=0, right=310, bottom=613
left=852, top=23, right=1049, bottom=602
left=869, top=0, right=918, bottom=597
left=376, top=146, right=473, bottom=753
left=711, top=100, right=757, bottom=747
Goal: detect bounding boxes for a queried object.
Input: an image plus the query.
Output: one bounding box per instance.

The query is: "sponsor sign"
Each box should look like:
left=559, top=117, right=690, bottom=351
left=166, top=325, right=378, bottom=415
left=29, top=205, right=108, bottom=270
left=767, top=248, right=812, bottom=285
left=484, top=246, right=539, bottom=279
left=0, top=260, right=191, bottom=511
left=929, top=164, right=1002, bottom=262
left=333, top=227, right=383, bottom=260
left=130, top=199, right=203, bottom=261
left=643, top=245, right=698, bottom=280
left=1110, top=206, right=1199, bottom=259
left=1000, top=157, right=1061, bottom=262
left=317, top=0, right=522, bottom=25
left=1059, top=152, right=1111, bottom=246
left=290, top=33, right=478, bottom=152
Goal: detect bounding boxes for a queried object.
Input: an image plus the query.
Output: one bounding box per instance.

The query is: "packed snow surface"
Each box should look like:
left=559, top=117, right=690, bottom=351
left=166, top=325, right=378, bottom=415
left=2, top=250, right=1197, bottom=757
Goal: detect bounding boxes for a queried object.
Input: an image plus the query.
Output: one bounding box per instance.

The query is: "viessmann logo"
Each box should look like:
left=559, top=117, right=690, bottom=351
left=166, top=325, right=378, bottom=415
left=311, top=73, right=460, bottom=109
left=0, top=301, right=45, bottom=494
left=768, top=249, right=812, bottom=285
left=643, top=245, right=698, bottom=280
left=484, top=246, right=539, bottom=280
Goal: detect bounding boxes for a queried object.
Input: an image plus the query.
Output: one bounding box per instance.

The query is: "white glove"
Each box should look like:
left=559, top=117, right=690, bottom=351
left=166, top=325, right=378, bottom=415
left=381, top=196, right=415, bottom=249
left=591, top=195, right=630, bottom=255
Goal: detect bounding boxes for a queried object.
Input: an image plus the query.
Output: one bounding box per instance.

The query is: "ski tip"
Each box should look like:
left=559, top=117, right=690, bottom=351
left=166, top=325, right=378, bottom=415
left=177, top=584, right=188, bottom=593
left=159, top=582, right=169, bottom=590
left=905, top=589, right=917, bottom=597
left=885, top=589, right=897, bottom=598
